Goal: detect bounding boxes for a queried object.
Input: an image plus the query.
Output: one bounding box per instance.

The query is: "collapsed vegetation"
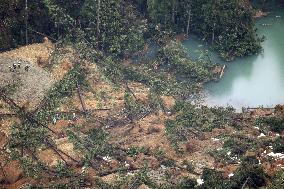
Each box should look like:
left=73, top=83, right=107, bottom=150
left=0, top=37, right=283, bottom=189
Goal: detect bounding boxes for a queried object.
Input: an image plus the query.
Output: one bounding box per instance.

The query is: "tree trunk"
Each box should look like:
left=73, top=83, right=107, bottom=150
left=97, top=0, right=101, bottom=41
left=25, top=0, right=28, bottom=44
left=171, top=5, right=175, bottom=24
left=212, top=22, right=216, bottom=45
left=186, top=9, right=191, bottom=36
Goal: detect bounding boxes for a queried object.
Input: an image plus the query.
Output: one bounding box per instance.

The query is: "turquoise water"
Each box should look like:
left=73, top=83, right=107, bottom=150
left=183, top=8, right=284, bottom=108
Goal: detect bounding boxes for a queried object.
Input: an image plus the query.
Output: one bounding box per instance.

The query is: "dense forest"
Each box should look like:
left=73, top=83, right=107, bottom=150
left=0, top=0, right=284, bottom=188
left=1, top=0, right=278, bottom=59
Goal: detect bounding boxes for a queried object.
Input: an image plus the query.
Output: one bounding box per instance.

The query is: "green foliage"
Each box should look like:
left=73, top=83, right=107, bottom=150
left=94, top=166, right=162, bottom=189
left=145, top=0, right=263, bottom=60
left=124, top=91, right=150, bottom=121
left=129, top=166, right=159, bottom=188
left=161, top=159, right=176, bottom=167
left=191, top=0, right=263, bottom=60
left=223, top=136, right=256, bottom=156
left=44, top=0, right=146, bottom=58
left=256, top=117, right=284, bottom=133
left=157, top=41, right=214, bottom=82
left=9, top=122, right=46, bottom=156
left=127, top=146, right=147, bottom=157
left=148, top=88, right=164, bottom=112
left=67, top=127, right=112, bottom=166
left=2, top=0, right=264, bottom=61
left=199, top=157, right=266, bottom=189
left=147, top=0, right=176, bottom=26
left=268, top=171, right=284, bottom=189
left=228, top=156, right=266, bottom=188
left=177, top=177, right=197, bottom=189
left=165, top=101, right=234, bottom=150
left=0, top=0, right=56, bottom=50
left=273, top=136, right=284, bottom=153
left=153, top=148, right=166, bottom=161
left=36, top=64, right=86, bottom=124
left=200, top=168, right=225, bottom=189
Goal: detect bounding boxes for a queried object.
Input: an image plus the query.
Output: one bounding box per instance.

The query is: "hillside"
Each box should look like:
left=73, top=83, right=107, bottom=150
left=0, top=39, right=283, bottom=188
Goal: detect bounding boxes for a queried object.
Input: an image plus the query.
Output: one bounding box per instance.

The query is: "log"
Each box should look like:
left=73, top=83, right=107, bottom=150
left=76, top=82, right=88, bottom=114
left=220, top=65, right=226, bottom=79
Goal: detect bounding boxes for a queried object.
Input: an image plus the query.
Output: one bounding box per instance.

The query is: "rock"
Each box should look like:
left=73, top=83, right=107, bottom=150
left=36, top=54, right=50, bottom=67
left=147, top=125, right=162, bottom=134
left=126, top=156, right=135, bottom=163
left=43, top=37, right=54, bottom=49
left=109, top=160, right=119, bottom=170
left=0, top=131, right=7, bottom=149
left=160, top=96, right=175, bottom=110
left=245, top=150, right=256, bottom=157
left=137, top=184, right=150, bottom=189
left=3, top=161, right=23, bottom=184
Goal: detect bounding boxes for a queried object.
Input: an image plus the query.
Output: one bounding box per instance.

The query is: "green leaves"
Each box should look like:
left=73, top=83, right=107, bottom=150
left=273, top=136, right=284, bottom=153
left=67, top=127, right=111, bottom=166
left=157, top=40, right=214, bottom=82
left=36, top=64, right=86, bottom=124
left=191, top=0, right=263, bottom=60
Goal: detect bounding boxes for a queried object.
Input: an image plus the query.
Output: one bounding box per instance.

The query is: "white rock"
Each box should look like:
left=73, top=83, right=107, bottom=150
left=161, top=165, right=167, bottom=169
left=267, top=152, right=284, bottom=159
left=102, top=156, right=112, bottom=162
left=212, top=138, right=220, bottom=142
left=197, top=178, right=204, bottom=186
left=258, top=133, right=266, bottom=138
left=228, top=173, right=234, bottom=178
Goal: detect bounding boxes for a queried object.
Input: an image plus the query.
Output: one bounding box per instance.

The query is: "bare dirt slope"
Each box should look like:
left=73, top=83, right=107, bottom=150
left=0, top=40, right=55, bottom=110
left=0, top=58, right=54, bottom=110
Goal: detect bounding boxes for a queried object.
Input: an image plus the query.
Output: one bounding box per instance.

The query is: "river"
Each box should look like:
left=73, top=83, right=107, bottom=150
left=183, top=7, right=284, bottom=109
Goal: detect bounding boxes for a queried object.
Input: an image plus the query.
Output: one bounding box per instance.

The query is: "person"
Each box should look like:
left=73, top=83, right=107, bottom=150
left=9, top=66, right=14, bottom=72
left=24, top=65, right=30, bottom=72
